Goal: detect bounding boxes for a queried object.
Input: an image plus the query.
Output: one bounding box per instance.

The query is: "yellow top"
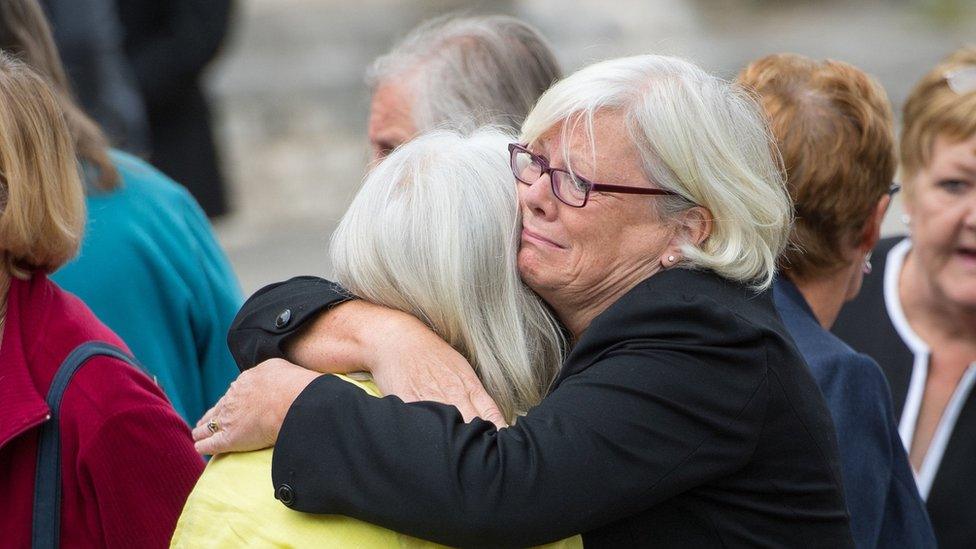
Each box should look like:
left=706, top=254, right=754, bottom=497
left=171, top=374, right=582, bottom=549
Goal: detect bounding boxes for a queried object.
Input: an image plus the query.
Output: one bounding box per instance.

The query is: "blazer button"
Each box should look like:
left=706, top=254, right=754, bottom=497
left=275, top=308, right=292, bottom=329
left=276, top=484, right=295, bottom=506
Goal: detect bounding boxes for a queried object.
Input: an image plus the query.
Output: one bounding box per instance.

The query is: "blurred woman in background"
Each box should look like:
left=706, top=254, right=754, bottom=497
left=833, top=45, right=976, bottom=548
left=0, top=0, right=243, bottom=426
left=739, top=53, right=935, bottom=548
left=0, top=52, right=202, bottom=549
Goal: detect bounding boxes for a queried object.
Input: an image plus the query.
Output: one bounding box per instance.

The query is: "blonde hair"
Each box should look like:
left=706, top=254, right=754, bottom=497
left=521, top=54, right=792, bottom=290
left=738, top=54, right=895, bottom=279
left=0, top=53, right=84, bottom=278
left=0, top=0, right=119, bottom=191
left=901, top=45, right=976, bottom=187
left=368, top=15, right=562, bottom=133
left=331, top=128, right=565, bottom=422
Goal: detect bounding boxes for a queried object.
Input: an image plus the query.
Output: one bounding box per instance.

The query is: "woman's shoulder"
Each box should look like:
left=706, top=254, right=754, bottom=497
left=586, top=268, right=781, bottom=350
left=93, top=150, right=205, bottom=222
left=24, top=277, right=166, bottom=410
left=56, top=151, right=234, bottom=301
left=174, top=448, right=410, bottom=548
left=562, top=269, right=787, bottom=392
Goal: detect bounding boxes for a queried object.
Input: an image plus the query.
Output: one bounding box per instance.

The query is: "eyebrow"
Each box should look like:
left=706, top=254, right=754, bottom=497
left=371, top=138, right=398, bottom=151
left=945, top=161, right=976, bottom=178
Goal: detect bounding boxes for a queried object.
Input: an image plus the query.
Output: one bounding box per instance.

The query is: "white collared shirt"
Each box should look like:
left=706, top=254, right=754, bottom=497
left=883, top=238, right=976, bottom=499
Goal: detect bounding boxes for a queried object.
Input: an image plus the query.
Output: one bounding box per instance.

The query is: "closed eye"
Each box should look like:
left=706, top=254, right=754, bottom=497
left=937, top=178, right=972, bottom=194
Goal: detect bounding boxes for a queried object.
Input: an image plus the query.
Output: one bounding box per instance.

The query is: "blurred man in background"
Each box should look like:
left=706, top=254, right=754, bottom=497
left=117, top=0, right=235, bottom=218
left=365, top=14, right=562, bottom=161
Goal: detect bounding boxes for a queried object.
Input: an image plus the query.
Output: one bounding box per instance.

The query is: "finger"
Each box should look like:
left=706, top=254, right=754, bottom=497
left=195, top=430, right=228, bottom=456
left=471, top=392, right=508, bottom=429
left=195, top=405, right=219, bottom=428
left=453, top=399, right=482, bottom=425
left=191, top=421, right=215, bottom=442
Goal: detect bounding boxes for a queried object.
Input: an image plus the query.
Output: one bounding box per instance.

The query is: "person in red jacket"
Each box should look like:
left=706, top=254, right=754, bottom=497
left=0, top=53, right=203, bottom=547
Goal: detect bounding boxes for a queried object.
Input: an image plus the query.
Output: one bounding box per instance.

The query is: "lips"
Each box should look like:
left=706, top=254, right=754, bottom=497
left=957, top=246, right=976, bottom=258
left=521, top=228, right=566, bottom=249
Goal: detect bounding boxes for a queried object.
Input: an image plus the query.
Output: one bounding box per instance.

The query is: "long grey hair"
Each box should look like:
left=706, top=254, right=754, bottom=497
left=330, top=127, right=566, bottom=422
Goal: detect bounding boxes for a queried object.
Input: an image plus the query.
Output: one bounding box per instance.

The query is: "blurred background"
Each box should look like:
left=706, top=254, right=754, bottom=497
left=192, top=0, right=974, bottom=294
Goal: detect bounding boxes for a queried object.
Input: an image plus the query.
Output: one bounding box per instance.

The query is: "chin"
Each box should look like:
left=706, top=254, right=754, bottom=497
left=517, top=250, right=558, bottom=293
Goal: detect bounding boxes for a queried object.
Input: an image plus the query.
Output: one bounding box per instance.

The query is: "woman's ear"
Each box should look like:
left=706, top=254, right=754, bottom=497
left=681, top=206, right=713, bottom=247
left=855, top=194, right=891, bottom=255
left=671, top=206, right=712, bottom=247
left=659, top=206, right=713, bottom=267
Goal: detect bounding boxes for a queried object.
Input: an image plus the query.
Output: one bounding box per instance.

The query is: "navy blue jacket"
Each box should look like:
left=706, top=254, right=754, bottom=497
left=773, top=277, right=935, bottom=548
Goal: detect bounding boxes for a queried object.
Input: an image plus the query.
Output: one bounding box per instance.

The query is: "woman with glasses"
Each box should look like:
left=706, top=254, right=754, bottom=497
left=832, top=46, right=976, bottom=549
left=739, top=54, right=935, bottom=548
left=199, top=55, right=852, bottom=546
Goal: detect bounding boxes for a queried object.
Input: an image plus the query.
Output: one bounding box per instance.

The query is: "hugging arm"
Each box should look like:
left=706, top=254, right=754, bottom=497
left=226, top=277, right=506, bottom=426
left=226, top=276, right=352, bottom=371
left=271, top=347, right=763, bottom=547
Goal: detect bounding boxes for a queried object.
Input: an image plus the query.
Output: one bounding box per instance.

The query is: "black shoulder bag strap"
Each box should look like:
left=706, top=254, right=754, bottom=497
left=32, top=341, right=145, bottom=549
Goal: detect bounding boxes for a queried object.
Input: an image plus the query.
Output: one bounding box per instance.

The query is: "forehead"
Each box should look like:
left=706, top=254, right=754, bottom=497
left=368, top=82, right=416, bottom=139
left=535, top=111, right=645, bottom=180
left=929, top=134, right=976, bottom=168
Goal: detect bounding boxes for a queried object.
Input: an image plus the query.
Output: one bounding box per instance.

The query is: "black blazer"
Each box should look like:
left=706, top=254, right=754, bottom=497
left=228, top=268, right=853, bottom=548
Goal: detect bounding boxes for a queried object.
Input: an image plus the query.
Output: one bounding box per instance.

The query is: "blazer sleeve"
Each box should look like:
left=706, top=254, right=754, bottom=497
left=815, top=352, right=893, bottom=545
left=271, top=345, right=767, bottom=547
left=226, top=277, right=353, bottom=370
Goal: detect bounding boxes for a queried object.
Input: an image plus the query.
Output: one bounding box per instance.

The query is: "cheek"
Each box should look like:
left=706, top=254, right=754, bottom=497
left=912, top=211, right=958, bottom=257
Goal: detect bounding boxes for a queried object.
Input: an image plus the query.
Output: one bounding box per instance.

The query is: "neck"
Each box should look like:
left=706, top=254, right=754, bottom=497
left=900, top=250, right=976, bottom=342
left=546, top=263, right=661, bottom=340
left=786, top=267, right=854, bottom=330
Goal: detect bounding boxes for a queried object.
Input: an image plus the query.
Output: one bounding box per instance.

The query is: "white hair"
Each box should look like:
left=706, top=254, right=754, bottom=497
left=330, top=128, right=566, bottom=421
left=367, top=15, right=561, bottom=134
left=521, top=54, right=792, bottom=290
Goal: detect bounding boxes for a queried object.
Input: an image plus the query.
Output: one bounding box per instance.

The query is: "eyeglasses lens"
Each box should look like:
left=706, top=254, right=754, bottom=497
left=553, top=172, right=591, bottom=206
left=512, top=150, right=543, bottom=184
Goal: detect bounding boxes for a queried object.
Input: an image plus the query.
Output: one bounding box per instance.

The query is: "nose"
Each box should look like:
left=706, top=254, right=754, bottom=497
left=518, top=171, right=559, bottom=220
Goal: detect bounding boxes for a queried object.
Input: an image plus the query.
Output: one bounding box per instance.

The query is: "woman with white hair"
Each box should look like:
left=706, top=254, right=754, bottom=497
left=200, top=55, right=853, bottom=547
left=172, top=128, right=578, bottom=547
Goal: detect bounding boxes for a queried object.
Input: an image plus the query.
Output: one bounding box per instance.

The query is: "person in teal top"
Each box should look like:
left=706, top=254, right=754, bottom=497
left=53, top=150, right=243, bottom=424
left=0, top=0, right=242, bottom=425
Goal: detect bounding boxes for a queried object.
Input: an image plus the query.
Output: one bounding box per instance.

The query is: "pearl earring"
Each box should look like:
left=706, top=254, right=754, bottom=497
left=901, top=214, right=911, bottom=226
left=667, top=255, right=676, bottom=263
